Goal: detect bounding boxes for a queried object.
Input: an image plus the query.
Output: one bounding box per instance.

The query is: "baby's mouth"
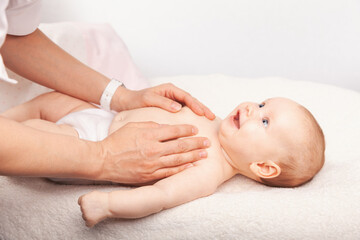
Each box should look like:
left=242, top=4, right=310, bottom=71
left=233, top=110, right=240, bottom=129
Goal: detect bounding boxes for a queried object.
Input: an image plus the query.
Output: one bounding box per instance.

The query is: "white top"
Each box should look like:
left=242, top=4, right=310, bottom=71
left=0, top=0, right=41, bottom=84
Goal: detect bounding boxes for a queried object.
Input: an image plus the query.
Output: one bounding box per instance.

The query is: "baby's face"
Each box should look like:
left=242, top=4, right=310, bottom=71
left=219, top=97, right=305, bottom=172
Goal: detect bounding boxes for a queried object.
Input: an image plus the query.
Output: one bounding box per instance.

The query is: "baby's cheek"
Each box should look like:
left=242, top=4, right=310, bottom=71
left=242, top=122, right=260, bottom=135
left=239, top=124, right=266, bottom=147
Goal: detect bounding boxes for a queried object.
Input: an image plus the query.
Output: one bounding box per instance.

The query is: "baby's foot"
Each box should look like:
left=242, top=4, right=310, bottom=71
left=78, top=191, right=109, bottom=227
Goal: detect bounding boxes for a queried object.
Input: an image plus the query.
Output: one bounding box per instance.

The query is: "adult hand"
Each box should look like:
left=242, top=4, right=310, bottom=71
left=112, top=83, right=216, bottom=120
left=96, top=121, right=210, bottom=184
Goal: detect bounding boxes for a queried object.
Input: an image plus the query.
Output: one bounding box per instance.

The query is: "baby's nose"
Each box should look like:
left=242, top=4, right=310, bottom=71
left=246, top=105, right=253, bottom=117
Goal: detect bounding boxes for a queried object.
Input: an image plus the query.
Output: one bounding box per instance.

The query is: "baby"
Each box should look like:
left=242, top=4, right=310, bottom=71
left=1, top=91, right=325, bottom=227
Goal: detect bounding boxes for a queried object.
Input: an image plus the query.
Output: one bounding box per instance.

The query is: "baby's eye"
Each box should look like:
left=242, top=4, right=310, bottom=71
left=262, top=119, right=269, bottom=127
left=259, top=103, right=265, bottom=108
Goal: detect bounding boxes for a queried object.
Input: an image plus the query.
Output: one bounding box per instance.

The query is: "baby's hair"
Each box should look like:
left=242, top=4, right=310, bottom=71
left=260, top=105, right=325, bottom=188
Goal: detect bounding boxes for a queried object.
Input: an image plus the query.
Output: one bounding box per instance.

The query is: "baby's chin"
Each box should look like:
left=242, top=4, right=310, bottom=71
left=217, top=120, right=232, bottom=140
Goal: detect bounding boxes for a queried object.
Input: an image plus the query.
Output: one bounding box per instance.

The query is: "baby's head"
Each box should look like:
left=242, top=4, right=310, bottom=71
left=219, top=97, right=325, bottom=187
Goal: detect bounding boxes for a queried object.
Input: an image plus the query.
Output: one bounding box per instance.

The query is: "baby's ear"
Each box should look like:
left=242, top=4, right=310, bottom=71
left=249, top=161, right=281, bottom=179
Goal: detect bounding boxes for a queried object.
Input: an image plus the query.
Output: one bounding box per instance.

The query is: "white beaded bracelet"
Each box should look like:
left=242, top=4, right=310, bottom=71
left=100, top=78, right=125, bottom=111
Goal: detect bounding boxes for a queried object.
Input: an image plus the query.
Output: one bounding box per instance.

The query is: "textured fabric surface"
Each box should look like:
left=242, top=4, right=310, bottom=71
left=1, top=74, right=359, bottom=240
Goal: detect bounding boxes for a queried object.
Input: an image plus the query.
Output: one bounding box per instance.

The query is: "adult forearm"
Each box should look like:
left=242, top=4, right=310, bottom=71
left=1, top=29, right=110, bottom=105
left=0, top=116, right=102, bottom=178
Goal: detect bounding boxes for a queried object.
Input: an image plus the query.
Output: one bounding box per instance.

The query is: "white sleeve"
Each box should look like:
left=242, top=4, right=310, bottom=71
left=6, top=0, right=42, bottom=36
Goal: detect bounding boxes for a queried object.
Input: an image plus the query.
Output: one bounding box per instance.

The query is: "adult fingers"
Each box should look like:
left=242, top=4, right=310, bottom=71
left=164, top=84, right=216, bottom=120
left=144, top=93, right=183, bottom=113
left=160, top=136, right=211, bottom=156
left=155, top=124, right=199, bottom=141
left=159, top=149, right=208, bottom=168
left=190, top=98, right=216, bottom=120
left=199, top=103, right=216, bottom=120
left=123, top=121, right=161, bottom=129
left=166, top=85, right=204, bottom=115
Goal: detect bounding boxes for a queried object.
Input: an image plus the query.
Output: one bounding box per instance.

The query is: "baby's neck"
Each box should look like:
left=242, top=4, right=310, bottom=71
left=204, top=117, right=240, bottom=178
left=219, top=147, right=243, bottom=175
left=218, top=142, right=252, bottom=179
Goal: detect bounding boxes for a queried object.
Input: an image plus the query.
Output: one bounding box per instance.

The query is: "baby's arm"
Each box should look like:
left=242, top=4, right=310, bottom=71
left=78, top=161, right=224, bottom=227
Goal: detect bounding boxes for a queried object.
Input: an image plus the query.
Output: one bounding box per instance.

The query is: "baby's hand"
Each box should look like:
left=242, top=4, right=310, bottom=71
left=78, top=191, right=110, bottom=227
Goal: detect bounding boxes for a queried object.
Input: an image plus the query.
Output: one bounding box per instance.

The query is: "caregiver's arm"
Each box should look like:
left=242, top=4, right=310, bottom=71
left=1, top=29, right=107, bottom=107
left=0, top=116, right=207, bottom=183
left=1, top=29, right=215, bottom=120
left=0, top=90, right=211, bottom=183
left=0, top=116, right=102, bottom=178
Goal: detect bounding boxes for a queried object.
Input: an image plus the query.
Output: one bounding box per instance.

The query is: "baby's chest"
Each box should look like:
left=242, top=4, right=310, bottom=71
left=109, top=107, right=218, bottom=136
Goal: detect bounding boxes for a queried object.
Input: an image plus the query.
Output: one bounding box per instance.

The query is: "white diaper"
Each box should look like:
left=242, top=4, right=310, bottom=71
left=52, top=108, right=116, bottom=184
left=56, top=108, right=115, bottom=141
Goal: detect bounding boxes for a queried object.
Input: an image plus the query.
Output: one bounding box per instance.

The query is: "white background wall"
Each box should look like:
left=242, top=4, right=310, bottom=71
left=41, top=0, right=360, bottom=91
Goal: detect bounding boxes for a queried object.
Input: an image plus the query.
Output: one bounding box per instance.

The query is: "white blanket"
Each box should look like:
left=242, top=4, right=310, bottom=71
left=1, top=74, right=359, bottom=239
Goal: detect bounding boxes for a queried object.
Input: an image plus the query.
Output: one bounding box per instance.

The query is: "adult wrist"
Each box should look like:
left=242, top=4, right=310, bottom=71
left=110, top=85, right=130, bottom=112
left=78, top=140, right=105, bottom=180
left=91, top=139, right=118, bottom=182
